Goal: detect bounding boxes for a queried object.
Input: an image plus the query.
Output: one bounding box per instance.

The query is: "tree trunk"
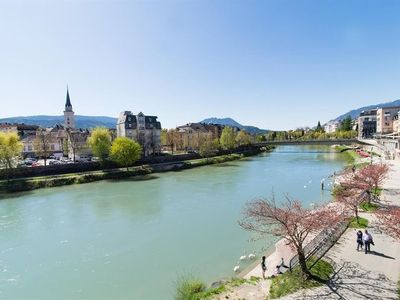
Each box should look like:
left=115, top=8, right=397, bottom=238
left=297, top=248, right=311, bottom=280
left=355, top=206, right=359, bottom=224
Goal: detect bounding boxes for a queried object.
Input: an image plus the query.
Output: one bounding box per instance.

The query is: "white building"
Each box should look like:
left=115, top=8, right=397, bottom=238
left=116, top=111, right=162, bottom=156
left=324, top=121, right=340, bottom=133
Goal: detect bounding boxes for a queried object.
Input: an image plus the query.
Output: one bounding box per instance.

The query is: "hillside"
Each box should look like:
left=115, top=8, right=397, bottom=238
left=0, top=115, right=117, bottom=129
left=200, top=117, right=268, bottom=134
left=334, top=99, right=400, bottom=121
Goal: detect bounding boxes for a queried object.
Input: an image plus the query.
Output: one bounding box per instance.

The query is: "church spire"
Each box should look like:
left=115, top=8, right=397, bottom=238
left=65, top=86, right=72, bottom=108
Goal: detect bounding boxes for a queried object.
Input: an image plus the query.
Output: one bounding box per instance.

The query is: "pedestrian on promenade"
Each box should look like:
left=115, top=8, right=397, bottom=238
left=363, top=230, right=373, bottom=254
left=261, top=256, right=267, bottom=279
left=356, top=230, right=363, bottom=251
left=280, top=257, right=289, bottom=269
left=275, top=265, right=282, bottom=275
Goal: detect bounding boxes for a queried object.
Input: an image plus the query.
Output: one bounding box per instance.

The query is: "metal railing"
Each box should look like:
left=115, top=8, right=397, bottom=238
left=289, top=221, right=348, bottom=271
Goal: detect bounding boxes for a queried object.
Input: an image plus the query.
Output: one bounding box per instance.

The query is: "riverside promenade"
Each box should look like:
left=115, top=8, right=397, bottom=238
left=213, top=157, right=400, bottom=300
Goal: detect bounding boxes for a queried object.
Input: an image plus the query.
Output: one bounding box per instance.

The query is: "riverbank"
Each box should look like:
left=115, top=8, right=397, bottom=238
left=0, top=148, right=266, bottom=194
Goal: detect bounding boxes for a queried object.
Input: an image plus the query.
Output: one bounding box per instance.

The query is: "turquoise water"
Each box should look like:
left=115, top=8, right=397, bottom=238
left=0, top=146, right=346, bottom=299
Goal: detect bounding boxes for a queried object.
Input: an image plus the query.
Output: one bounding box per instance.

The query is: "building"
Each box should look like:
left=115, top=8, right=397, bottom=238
left=64, top=88, right=75, bottom=129
left=376, top=106, right=400, bottom=135
left=393, top=112, right=400, bottom=134
left=358, top=109, right=377, bottom=139
left=324, top=121, right=340, bottom=133
left=174, top=123, right=224, bottom=152
left=116, top=111, right=162, bottom=156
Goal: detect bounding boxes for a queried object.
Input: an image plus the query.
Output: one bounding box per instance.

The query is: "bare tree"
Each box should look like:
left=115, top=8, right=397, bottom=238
left=239, top=195, right=345, bottom=279
left=34, top=129, right=52, bottom=166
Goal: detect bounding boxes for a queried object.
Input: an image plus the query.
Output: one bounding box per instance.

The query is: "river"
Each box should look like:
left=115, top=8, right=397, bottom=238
left=0, top=146, right=347, bottom=299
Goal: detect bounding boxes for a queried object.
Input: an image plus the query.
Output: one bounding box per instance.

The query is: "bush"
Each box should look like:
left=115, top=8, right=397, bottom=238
left=175, top=276, right=206, bottom=300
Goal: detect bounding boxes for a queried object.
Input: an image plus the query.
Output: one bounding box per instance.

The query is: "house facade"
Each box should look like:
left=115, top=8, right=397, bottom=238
left=376, top=106, right=400, bottom=135
left=358, top=109, right=377, bottom=138
left=116, top=111, right=162, bottom=156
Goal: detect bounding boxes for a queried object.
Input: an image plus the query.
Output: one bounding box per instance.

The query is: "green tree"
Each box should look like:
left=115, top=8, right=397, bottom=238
left=110, top=137, right=142, bottom=170
left=235, top=130, right=252, bottom=146
left=316, top=121, right=324, bottom=132
left=340, top=116, right=352, bottom=131
left=255, top=134, right=266, bottom=142
left=87, top=127, right=111, bottom=162
left=220, top=127, right=236, bottom=150
left=199, top=136, right=219, bottom=161
left=0, top=132, right=23, bottom=174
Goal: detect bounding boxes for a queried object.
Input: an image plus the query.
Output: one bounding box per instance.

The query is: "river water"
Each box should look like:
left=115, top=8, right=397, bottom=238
left=0, top=146, right=347, bottom=299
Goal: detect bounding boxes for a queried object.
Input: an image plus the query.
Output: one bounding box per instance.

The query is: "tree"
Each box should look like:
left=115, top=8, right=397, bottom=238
left=0, top=132, right=23, bottom=174
left=316, top=121, right=323, bottom=132
left=235, top=130, right=252, bottom=146
left=340, top=116, right=352, bottom=131
left=199, top=136, right=219, bottom=161
left=256, top=134, right=266, bottom=143
left=166, top=129, right=178, bottom=154
left=87, top=127, right=111, bottom=162
left=375, top=206, right=400, bottom=240
left=110, top=137, right=142, bottom=170
left=220, top=127, right=236, bottom=150
left=66, top=129, right=88, bottom=162
left=335, top=185, right=366, bottom=224
left=239, top=195, right=345, bottom=279
left=34, top=128, right=52, bottom=166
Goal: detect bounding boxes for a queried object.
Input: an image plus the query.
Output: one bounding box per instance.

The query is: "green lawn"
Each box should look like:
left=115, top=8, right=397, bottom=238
left=348, top=216, right=369, bottom=228
left=360, top=201, right=379, bottom=212
left=269, top=257, right=334, bottom=299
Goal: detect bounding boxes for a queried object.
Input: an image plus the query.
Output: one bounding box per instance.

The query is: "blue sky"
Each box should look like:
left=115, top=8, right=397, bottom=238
left=1, top=0, right=400, bottom=130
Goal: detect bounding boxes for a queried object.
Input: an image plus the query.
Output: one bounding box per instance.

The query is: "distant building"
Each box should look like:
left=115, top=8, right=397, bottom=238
left=393, top=112, right=400, bottom=134
left=64, top=88, right=75, bottom=129
left=376, top=106, right=400, bottom=135
left=174, top=123, right=224, bottom=152
left=358, top=109, right=377, bottom=138
left=116, top=111, right=162, bottom=156
left=324, top=121, right=340, bottom=133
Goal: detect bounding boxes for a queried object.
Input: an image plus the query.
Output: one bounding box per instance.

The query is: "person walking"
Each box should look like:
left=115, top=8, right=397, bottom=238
left=363, top=230, right=373, bottom=254
left=356, top=230, right=363, bottom=251
left=261, top=256, right=267, bottom=279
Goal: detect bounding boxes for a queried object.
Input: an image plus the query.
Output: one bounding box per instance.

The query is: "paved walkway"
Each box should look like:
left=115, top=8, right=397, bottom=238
left=281, top=159, right=400, bottom=299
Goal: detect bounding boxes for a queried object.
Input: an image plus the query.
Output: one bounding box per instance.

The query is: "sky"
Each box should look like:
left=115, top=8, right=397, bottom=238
left=1, top=0, right=400, bottom=130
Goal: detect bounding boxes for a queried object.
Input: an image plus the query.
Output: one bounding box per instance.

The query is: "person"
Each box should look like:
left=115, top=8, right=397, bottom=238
left=280, top=257, right=289, bottom=269
left=363, top=230, right=373, bottom=254
left=275, top=265, right=282, bottom=275
left=356, top=230, right=363, bottom=251
left=261, top=256, right=267, bottom=279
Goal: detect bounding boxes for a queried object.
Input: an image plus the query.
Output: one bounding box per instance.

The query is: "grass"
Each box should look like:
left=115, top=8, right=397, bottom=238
left=269, top=257, right=334, bottom=299
left=360, top=201, right=379, bottom=212
left=371, top=187, right=383, bottom=197
left=348, top=216, right=369, bottom=228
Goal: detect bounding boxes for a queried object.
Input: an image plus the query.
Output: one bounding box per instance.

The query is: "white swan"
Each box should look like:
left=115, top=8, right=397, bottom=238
left=233, top=265, right=240, bottom=272
left=239, top=255, right=246, bottom=261
left=248, top=253, right=256, bottom=259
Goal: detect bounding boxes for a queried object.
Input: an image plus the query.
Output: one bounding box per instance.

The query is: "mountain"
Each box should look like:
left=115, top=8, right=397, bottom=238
left=199, top=117, right=268, bottom=134
left=334, top=99, right=400, bottom=121
left=0, top=115, right=117, bottom=129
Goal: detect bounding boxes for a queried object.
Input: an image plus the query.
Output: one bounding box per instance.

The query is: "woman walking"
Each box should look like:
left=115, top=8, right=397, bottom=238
left=356, top=230, right=363, bottom=251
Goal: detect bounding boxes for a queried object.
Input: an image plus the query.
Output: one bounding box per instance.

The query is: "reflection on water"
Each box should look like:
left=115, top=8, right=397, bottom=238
left=0, top=146, right=347, bottom=300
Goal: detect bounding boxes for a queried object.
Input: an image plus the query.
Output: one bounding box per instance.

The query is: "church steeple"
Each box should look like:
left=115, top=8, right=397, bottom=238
left=64, top=86, right=75, bottom=129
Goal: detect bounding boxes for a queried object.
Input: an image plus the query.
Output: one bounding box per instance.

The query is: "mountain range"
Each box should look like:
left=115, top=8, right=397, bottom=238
left=333, top=99, right=400, bottom=121
left=199, top=117, right=269, bottom=134
left=0, top=115, right=117, bottom=129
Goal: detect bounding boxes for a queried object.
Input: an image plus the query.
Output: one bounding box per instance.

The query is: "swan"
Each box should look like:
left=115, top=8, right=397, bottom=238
left=233, top=265, right=240, bottom=272
left=239, top=255, right=246, bottom=261
left=248, top=253, right=256, bottom=259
